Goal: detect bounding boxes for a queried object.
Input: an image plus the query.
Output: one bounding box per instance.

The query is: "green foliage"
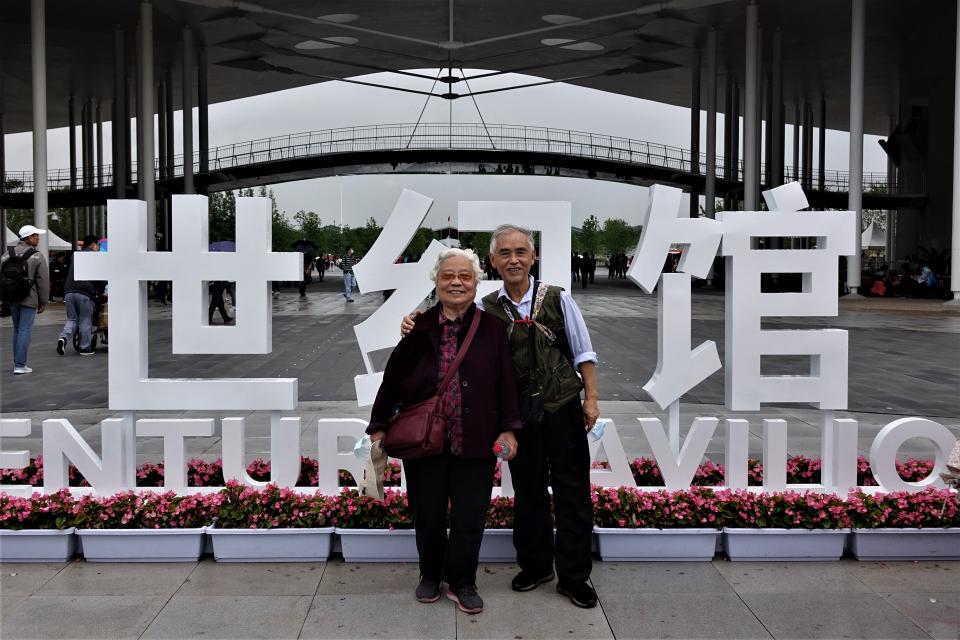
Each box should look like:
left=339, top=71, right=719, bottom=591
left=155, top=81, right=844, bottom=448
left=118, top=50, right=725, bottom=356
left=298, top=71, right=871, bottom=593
left=601, top=218, right=639, bottom=255
left=406, top=227, right=438, bottom=257
left=575, top=214, right=601, bottom=255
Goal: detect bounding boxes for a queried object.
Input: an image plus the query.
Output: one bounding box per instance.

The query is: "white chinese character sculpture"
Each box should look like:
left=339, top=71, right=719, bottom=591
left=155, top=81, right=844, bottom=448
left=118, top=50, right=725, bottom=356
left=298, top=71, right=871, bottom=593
left=720, top=182, right=855, bottom=410
left=74, top=195, right=301, bottom=410
left=352, top=189, right=446, bottom=406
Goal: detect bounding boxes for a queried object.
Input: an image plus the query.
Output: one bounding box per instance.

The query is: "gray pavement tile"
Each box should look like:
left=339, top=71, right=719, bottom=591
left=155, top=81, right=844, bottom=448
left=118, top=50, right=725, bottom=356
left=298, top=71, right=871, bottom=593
left=713, top=560, right=873, bottom=594
left=0, top=594, right=27, bottom=618
left=179, top=561, right=325, bottom=596
left=458, top=591, right=613, bottom=639
left=600, top=593, right=772, bottom=639
left=741, top=592, right=930, bottom=640
left=300, top=593, right=455, bottom=639
left=843, top=561, right=960, bottom=593
left=316, top=562, right=422, bottom=595
left=879, top=591, right=960, bottom=640
left=0, top=562, right=67, bottom=595
left=473, top=563, right=522, bottom=595
left=0, top=595, right=168, bottom=639
left=591, top=562, right=734, bottom=595
left=42, top=561, right=196, bottom=596
left=141, top=595, right=313, bottom=639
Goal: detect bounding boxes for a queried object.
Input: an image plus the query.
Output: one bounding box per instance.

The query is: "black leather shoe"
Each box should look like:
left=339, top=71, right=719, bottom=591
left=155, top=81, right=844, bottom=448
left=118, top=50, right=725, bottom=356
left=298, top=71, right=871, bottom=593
left=511, top=570, right=555, bottom=592
left=557, top=581, right=598, bottom=608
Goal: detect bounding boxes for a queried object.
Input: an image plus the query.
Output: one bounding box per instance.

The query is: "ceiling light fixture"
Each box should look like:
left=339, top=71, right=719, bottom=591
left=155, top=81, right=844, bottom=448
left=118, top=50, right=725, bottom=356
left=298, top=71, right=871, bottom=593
left=317, top=13, right=359, bottom=23
left=541, top=38, right=604, bottom=51
left=541, top=14, right=581, bottom=25
left=294, top=36, right=359, bottom=50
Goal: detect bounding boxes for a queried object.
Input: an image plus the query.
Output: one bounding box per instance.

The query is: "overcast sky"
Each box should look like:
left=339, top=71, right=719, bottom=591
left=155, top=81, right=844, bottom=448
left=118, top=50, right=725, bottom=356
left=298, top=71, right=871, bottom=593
left=4, top=69, right=887, bottom=227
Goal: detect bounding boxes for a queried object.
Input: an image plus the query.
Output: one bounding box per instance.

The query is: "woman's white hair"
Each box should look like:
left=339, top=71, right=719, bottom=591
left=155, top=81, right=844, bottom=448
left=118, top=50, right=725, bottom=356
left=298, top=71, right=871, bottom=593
left=489, top=224, right=536, bottom=255
left=430, top=247, right=484, bottom=284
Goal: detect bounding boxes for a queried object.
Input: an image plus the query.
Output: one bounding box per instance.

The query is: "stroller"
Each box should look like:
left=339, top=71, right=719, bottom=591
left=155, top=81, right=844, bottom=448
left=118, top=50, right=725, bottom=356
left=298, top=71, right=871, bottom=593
left=73, top=293, right=108, bottom=352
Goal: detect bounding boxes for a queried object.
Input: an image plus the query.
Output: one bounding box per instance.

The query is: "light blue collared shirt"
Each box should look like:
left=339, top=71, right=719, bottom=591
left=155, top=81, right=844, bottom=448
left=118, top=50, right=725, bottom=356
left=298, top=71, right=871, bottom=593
left=477, top=276, right=598, bottom=368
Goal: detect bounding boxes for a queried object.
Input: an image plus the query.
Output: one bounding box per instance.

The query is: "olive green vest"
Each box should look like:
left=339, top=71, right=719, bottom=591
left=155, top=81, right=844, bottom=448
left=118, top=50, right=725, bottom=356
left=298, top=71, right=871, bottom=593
left=482, top=285, right=584, bottom=412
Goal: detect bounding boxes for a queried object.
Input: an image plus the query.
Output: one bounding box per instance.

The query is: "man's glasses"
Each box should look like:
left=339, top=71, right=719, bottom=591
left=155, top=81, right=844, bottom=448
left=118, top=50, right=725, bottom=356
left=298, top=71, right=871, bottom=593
left=438, top=271, right=475, bottom=283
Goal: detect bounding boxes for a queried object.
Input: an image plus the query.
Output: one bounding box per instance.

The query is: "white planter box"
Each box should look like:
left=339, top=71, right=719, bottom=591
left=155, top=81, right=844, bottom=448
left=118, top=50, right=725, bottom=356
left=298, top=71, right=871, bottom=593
left=208, top=527, right=334, bottom=562
left=595, top=528, right=717, bottom=561
left=0, top=528, right=76, bottom=563
left=336, top=528, right=418, bottom=562
left=479, top=529, right=516, bottom=562
left=723, top=528, right=849, bottom=561
left=77, top=528, right=206, bottom=562
left=850, top=528, right=960, bottom=561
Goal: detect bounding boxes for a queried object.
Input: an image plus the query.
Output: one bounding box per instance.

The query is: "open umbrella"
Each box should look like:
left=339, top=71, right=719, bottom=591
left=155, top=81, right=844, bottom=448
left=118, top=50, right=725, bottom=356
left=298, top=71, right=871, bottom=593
left=209, top=240, right=236, bottom=252
left=292, top=239, right=317, bottom=253
left=98, top=238, right=108, bottom=252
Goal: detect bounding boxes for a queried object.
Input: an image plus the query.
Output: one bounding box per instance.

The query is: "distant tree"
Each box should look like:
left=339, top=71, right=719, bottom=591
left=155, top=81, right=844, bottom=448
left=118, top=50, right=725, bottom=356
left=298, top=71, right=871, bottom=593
left=460, top=231, right=492, bottom=255
left=406, top=227, right=438, bottom=258
left=578, top=214, right=601, bottom=255
left=208, top=191, right=237, bottom=241
left=601, top=218, right=639, bottom=255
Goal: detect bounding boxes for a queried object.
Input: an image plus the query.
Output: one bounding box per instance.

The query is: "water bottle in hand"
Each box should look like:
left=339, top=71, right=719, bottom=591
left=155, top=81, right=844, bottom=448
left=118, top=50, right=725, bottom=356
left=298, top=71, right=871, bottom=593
left=493, top=440, right=512, bottom=459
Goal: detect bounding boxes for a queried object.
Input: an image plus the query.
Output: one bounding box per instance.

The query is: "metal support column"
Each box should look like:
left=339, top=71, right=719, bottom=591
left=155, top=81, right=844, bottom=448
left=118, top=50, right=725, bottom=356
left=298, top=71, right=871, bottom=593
left=0, top=113, right=5, bottom=240
left=31, top=0, right=48, bottom=255
left=724, top=71, right=733, bottom=210
left=801, top=101, right=811, bottom=190
left=743, top=0, right=759, bottom=210
left=948, top=0, right=960, bottom=304
left=886, top=114, right=897, bottom=265
left=819, top=96, right=826, bottom=192
left=705, top=29, right=718, bottom=218
left=690, top=49, right=701, bottom=216
left=847, top=0, right=866, bottom=296
left=182, top=26, right=194, bottom=194
left=69, top=96, right=78, bottom=248
left=96, top=101, right=103, bottom=233
left=139, top=0, right=155, bottom=250
left=80, top=101, right=89, bottom=234
left=731, top=83, right=740, bottom=207
left=793, top=103, right=800, bottom=182
left=157, top=80, right=167, bottom=181
left=164, top=66, right=173, bottom=178
left=198, top=48, right=208, bottom=175
left=114, top=26, right=126, bottom=199
left=86, top=98, right=94, bottom=234
left=771, top=29, right=783, bottom=187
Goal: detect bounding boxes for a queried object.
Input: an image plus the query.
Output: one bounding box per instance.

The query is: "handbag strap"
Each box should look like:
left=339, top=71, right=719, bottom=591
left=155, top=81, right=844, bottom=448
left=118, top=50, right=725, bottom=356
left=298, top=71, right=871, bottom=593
left=436, top=307, right=482, bottom=396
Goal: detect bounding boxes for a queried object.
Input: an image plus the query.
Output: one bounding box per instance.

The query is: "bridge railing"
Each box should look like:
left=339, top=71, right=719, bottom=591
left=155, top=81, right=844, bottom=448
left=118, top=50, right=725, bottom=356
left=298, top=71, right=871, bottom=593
left=2, top=123, right=898, bottom=196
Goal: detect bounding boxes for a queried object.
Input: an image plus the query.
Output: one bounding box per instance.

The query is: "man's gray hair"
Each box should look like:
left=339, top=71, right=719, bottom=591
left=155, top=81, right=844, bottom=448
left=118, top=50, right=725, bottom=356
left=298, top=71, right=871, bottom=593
left=489, top=224, right=536, bottom=255
left=429, top=247, right=484, bottom=284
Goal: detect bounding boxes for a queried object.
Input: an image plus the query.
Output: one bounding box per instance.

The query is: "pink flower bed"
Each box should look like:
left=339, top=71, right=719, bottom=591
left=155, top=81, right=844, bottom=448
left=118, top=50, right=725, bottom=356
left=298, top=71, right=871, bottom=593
left=3, top=486, right=955, bottom=531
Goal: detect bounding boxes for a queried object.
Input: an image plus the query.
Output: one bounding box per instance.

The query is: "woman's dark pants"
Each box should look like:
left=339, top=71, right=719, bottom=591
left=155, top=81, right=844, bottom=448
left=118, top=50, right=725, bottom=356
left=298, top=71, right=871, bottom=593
left=404, top=452, right=495, bottom=589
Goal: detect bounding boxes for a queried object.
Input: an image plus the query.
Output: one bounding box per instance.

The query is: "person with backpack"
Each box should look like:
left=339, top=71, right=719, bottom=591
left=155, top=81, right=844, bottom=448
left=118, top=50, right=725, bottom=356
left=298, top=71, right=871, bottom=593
left=56, top=235, right=102, bottom=356
left=1, top=225, right=50, bottom=375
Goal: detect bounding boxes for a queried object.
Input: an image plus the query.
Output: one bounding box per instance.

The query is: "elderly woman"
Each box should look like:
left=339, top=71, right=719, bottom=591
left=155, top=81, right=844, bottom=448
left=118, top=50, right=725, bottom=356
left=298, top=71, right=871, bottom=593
left=367, top=248, right=521, bottom=614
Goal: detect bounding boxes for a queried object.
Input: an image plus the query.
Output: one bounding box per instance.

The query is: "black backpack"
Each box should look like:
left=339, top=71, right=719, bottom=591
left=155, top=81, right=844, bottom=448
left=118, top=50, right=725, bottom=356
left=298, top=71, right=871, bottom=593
left=0, top=247, right=38, bottom=303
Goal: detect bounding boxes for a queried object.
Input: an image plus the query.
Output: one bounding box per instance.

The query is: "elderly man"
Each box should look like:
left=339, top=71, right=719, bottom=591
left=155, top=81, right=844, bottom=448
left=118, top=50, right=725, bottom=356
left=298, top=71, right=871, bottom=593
left=403, top=224, right=600, bottom=608
left=0, top=225, right=50, bottom=374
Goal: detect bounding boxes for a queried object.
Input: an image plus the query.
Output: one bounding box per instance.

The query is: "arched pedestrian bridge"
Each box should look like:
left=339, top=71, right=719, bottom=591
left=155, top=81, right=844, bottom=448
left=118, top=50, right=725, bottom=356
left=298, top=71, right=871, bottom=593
left=1, top=123, right=922, bottom=211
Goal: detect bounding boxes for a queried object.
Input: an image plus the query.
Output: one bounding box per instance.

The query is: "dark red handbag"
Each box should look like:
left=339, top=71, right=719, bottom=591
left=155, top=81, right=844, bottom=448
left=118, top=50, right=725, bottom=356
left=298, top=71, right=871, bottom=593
left=383, top=310, right=481, bottom=459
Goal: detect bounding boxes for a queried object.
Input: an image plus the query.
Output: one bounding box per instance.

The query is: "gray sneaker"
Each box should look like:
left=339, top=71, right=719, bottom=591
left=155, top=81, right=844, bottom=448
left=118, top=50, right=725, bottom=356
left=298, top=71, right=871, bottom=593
left=447, top=584, right=483, bottom=614
left=415, top=578, right=440, bottom=603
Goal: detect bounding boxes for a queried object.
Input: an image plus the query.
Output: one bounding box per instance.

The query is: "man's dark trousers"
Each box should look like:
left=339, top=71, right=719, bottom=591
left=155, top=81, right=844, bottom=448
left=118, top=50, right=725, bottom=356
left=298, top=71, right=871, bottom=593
left=510, top=397, right=593, bottom=584
left=405, top=452, right=496, bottom=588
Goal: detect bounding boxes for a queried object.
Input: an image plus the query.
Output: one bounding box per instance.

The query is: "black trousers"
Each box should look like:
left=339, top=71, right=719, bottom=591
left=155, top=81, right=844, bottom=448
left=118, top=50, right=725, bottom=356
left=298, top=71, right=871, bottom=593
left=404, top=452, right=496, bottom=589
left=208, top=282, right=230, bottom=323
left=510, top=397, right=593, bottom=584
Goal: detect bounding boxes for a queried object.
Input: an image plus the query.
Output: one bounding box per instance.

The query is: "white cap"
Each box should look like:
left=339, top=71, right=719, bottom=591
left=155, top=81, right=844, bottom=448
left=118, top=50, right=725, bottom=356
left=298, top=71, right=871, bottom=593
left=18, top=225, right=47, bottom=239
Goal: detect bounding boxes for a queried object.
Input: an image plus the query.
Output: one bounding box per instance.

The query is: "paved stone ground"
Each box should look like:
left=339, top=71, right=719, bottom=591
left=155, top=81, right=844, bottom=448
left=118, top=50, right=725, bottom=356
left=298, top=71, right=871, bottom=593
left=1, top=558, right=957, bottom=639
